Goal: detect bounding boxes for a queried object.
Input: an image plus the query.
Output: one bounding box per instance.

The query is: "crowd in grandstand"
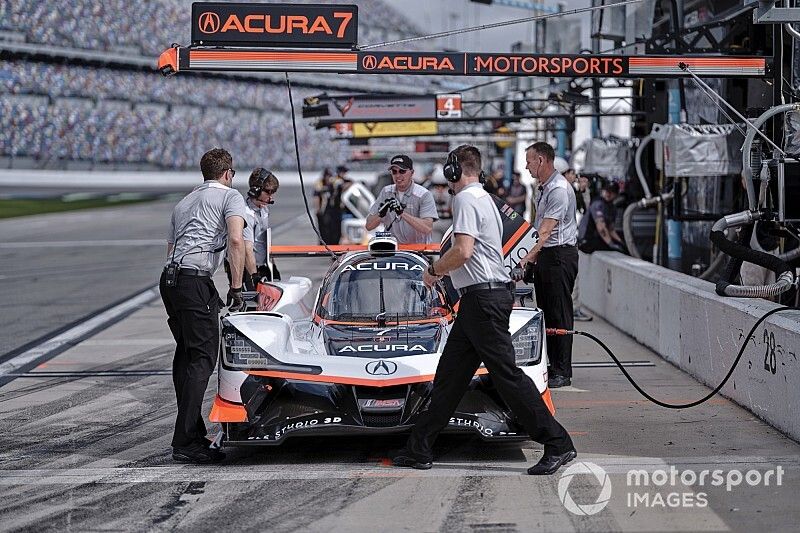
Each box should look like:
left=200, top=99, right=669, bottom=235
left=1, top=0, right=423, bottom=56
left=0, top=0, right=443, bottom=170
left=0, top=61, right=342, bottom=169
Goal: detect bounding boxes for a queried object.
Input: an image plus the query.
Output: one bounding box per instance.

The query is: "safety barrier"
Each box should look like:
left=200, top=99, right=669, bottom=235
left=579, top=251, right=800, bottom=442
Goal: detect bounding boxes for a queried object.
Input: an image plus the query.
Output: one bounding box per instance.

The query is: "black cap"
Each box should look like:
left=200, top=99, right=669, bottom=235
left=602, top=181, right=620, bottom=194
left=336, top=165, right=348, bottom=174
left=389, top=154, right=413, bottom=170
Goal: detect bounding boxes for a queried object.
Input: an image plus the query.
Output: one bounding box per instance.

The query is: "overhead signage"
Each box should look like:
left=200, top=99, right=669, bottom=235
left=323, top=95, right=435, bottom=121
left=191, top=2, right=358, bottom=48
left=165, top=47, right=770, bottom=79
left=332, top=122, right=438, bottom=139
left=436, top=94, right=462, bottom=119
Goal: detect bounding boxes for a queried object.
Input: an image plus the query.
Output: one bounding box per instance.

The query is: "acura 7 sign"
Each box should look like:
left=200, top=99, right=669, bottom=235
left=191, top=2, right=358, bottom=48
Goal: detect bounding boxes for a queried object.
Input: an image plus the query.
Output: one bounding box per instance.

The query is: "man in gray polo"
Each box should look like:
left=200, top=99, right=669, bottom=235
left=518, top=142, right=579, bottom=388
left=393, top=144, right=576, bottom=476
left=159, top=147, right=247, bottom=464
left=366, top=154, right=438, bottom=244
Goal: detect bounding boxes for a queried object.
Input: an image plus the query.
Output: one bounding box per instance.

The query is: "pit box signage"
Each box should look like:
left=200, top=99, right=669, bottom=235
left=191, top=2, right=358, bottom=48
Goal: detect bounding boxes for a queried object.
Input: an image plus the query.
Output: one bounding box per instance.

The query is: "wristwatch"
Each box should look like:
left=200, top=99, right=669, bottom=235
left=427, top=265, right=439, bottom=277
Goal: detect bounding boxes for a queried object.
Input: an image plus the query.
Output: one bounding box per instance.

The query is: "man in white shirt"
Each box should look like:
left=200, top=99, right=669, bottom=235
left=366, top=155, right=438, bottom=244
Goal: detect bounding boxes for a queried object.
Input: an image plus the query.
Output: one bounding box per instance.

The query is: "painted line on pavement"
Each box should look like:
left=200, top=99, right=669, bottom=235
left=0, top=240, right=164, bottom=248
left=0, top=212, right=307, bottom=387
left=0, top=287, right=160, bottom=385
left=0, top=455, right=796, bottom=484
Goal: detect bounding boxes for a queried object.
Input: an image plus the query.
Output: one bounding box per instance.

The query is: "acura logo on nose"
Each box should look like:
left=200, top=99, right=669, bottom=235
left=198, top=12, right=221, bottom=34
left=362, top=55, right=377, bottom=70
left=365, top=360, right=397, bottom=375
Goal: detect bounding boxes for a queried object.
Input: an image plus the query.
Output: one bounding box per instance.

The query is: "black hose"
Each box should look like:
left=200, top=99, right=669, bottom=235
left=557, top=306, right=796, bottom=409
left=719, top=223, right=753, bottom=286
left=711, top=227, right=794, bottom=296
left=284, top=72, right=337, bottom=260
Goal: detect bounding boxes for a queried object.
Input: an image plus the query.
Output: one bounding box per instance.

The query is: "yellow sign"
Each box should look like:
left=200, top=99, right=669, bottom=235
left=495, top=126, right=515, bottom=149
left=341, top=121, right=438, bottom=138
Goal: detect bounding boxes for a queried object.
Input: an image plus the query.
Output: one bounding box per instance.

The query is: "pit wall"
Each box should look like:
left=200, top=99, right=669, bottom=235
left=579, top=252, right=800, bottom=442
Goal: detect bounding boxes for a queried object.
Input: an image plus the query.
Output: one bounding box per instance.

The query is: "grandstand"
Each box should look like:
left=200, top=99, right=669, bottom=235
left=0, top=0, right=441, bottom=171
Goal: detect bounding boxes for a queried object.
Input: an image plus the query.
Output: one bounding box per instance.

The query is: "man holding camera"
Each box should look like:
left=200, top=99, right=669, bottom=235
left=159, top=148, right=247, bottom=464
left=366, top=155, right=438, bottom=244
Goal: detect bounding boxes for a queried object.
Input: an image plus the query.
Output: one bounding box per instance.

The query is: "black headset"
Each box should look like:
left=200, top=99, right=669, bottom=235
left=443, top=149, right=486, bottom=184
left=247, top=168, right=276, bottom=202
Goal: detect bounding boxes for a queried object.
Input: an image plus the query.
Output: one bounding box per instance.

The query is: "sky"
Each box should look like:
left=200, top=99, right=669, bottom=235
left=392, top=0, right=593, bottom=53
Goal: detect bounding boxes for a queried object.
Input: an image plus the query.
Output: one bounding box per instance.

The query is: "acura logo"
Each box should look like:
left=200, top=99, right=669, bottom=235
left=362, top=55, right=377, bottom=70
left=198, top=12, right=221, bottom=34
left=365, top=360, right=398, bottom=375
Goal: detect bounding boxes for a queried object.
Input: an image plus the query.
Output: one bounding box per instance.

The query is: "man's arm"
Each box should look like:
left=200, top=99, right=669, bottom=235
left=244, top=240, right=257, bottom=276
left=423, top=233, right=474, bottom=287
left=166, top=242, right=174, bottom=258
left=398, top=212, right=434, bottom=235
left=521, top=217, right=557, bottom=265
left=226, top=216, right=246, bottom=289
left=365, top=213, right=382, bottom=231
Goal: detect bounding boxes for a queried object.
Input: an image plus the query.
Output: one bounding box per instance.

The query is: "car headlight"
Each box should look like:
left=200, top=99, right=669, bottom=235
left=221, top=326, right=321, bottom=375
left=223, top=327, right=278, bottom=368
left=511, top=316, right=543, bottom=365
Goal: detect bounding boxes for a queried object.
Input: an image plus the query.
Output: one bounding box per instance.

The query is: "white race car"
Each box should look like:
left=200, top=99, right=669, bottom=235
left=211, top=229, right=552, bottom=447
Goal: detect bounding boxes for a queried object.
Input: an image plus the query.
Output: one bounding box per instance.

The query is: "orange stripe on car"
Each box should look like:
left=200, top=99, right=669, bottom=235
left=209, top=395, right=248, bottom=422
left=502, top=223, right=529, bottom=255
left=541, top=388, right=555, bottom=415
left=246, top=367, right=489, bottom=387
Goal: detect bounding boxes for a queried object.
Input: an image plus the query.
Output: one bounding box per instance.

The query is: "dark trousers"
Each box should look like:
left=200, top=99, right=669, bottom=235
left=532, top=245, right=579, bottom=378
left=405, top=288, right=574, bottom=460
left=159, top=271, right=221, bottom=448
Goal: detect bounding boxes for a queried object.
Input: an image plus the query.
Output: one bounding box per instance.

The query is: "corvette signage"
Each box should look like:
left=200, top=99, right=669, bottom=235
left=191, top=2, right=358, bottom=48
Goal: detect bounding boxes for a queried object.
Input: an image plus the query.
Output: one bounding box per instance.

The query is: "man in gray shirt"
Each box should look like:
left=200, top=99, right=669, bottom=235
left=366, top=154, right=438, bottom=244
left=517, top=142, right=579, bottom=388
left=393, top=145, right=576, bottom=476
left=159, top=147, right=247, bottom=464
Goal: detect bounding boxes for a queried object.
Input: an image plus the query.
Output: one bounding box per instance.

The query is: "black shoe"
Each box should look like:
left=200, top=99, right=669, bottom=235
left=573, top=309, right=593, bottom=322
left=549, top=375, right=571, bottom=388
left=172, top=443, right=225, bottom=464
left=392, top=451, right=433, bottom=470
left=527, top=449, right=577, bottom=475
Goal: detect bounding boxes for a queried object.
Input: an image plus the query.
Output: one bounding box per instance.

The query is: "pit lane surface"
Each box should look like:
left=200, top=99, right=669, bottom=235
left=0, top=185, right=310, bottom=357
left=1, top=196, right=799, bottom=531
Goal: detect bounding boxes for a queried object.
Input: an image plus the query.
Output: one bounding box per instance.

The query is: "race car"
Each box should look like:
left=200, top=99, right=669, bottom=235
left=210, top=232, right=553, bottom=446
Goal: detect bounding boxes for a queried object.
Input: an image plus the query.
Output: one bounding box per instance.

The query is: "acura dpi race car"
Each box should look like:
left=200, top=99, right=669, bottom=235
left=211, top=224, right=549, bottom=446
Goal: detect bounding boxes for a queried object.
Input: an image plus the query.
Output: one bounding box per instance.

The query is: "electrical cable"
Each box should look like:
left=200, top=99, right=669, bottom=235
left=284, top=72, right=337, bottom=260
left=356, top=0, right=643, bottom=50
left=547, top=306, right=797, bottom=409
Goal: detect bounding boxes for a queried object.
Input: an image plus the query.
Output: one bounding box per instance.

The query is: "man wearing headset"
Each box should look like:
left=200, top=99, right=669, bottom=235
left=243, top=168, right=280, bottom=288
left=392, top=145, right=576, bottom=475
left=366, top=154, right=438, bottom=244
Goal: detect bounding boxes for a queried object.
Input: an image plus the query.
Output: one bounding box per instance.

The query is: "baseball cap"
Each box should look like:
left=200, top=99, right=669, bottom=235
left=336, top=165, right=348, bottom=174
left=389, top=154, right=413, bottom=170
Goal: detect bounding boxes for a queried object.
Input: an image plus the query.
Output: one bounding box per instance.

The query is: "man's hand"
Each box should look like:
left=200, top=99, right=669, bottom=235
left=510, top=266, right=525, bottom=282
left=250, top=273, right=262, bottom=289
left=378, top=198, right=395, bottom=217
left=392, top=199, right=405, bottom=216
left=422, top=270, right=441, bottom=288
left=226, top=287, right=246, bottom=312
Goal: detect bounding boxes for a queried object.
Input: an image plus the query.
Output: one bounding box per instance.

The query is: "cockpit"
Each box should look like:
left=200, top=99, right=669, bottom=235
left=316, top=253, right=448, bottom=322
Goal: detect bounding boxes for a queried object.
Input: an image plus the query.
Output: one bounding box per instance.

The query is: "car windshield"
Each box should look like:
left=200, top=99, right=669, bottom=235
left=321, top=256, right=444, bottom=321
